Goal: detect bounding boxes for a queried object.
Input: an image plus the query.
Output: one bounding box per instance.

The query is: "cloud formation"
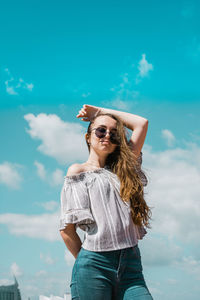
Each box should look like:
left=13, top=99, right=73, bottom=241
left=161, top=129, right=176, bottom=147
left=136, top=54, right=154, bottom=84
left=10, top=262, right=23, bottom=277
left=24, top=113, right=88, bottom=165
left=40, top=253, right=57, bottom=265
left=109, top=70, right=140, bottom=107
left=34, top=160, right=64, bottom=186
left=108, top=54, right=153, bottom=109
left=36, top=201, right=59, bottom=211
left=34, top=161, right=46, bottom=180
left=0, top=212, right=60, bottom=241
left=144, top=143, right=200, bottom=248
left=0, top=161, right=23, bottom=189
left=4, top=68, right=34, bottom=95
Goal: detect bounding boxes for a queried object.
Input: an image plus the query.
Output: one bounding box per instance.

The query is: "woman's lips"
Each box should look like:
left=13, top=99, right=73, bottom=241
left=101, top=141, right=110, bottom=144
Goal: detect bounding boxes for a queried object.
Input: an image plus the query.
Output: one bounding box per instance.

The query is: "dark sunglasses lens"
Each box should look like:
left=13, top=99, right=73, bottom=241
left=110, top=132, right=120, bottom=144
left=95, top=127, right=106, bottom=138
left=95, top=127, right=120, bottom=144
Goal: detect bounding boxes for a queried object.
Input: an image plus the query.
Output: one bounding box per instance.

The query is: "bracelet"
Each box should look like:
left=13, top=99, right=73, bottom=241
left=93, top=108, right=101, bottom=118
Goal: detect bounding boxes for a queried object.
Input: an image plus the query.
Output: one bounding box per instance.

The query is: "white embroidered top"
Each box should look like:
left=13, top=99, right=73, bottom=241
left=59, top=151, right=148, bottom=251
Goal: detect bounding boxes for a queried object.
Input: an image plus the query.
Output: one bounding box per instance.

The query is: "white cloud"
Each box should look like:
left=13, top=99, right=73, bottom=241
left=10, top=262, right=23, bottom=277
left=64, top=249, right=75, bottom=266
left=167, top=278, right=178, bottom=285
left=40, top=253, right=56, bottom=265
left=143, top=143, right=200, bottom=247
left=147, top=286, right=163, bottom=297
left=34, top=160, right=64, bottom=186
left=0, top=203, right=83, bottom=244
left=34, top=161, right=46, bottom=180
left=0, top=161, right=23, bottom=189
left=109, top=99, right=131, bottom=110
left=0, top=279, right=14, bottom=285
left=51, top=168, right=64, bottom=186
left=103, top=97, right=138, bottom=112
left=35, top=270, right=47, bottom=277
left=37, top=201, right=59, bottom=211
left=24, top=113, right=88, bottom=165
left=39, top=295, right=71, bottom=300
left=108, top=71, right=139, bottom=110
left=5, top=81, right=18, bottom=95
left=4, top=68, right=34, bottom=95
left=140, top=235, right=182, bottom=266
left=1, top=269, right=71, bottom=300
left=25, top=83, right=34, bottom=91
left=0, top=212, right=60, bottom=241
left=21, top=274, right=69, bottom=300
left=136, top=54, right=154, bottom=83
left=108, top=54, right=153, bottom=108
left=108, top=54, right=154, bottom=110
left=39, top=296, right=50, bottom=300
left=178, top=256, right=200, bottom=280
left=161, top=129, right=176, bottom=147
left=138, top=54, right=154, bottom=77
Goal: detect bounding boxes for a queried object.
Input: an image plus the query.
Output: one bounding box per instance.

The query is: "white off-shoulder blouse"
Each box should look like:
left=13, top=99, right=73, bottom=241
left=59, top=151, right=148, bottom=251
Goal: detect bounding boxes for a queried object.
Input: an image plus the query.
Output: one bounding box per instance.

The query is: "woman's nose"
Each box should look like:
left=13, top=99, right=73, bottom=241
left=105, top=130, right=111, bottom=138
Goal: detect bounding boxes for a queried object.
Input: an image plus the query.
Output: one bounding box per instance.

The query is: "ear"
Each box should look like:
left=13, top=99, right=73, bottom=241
left=85, top=133, right=90, bottom=144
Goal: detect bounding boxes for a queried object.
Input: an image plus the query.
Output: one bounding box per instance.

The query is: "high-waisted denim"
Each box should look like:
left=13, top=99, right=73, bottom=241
left=70, top=244, right=153, bottom=300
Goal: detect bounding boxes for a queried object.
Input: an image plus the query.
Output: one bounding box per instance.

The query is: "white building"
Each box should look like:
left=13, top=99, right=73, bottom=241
left=39, top=294, right=71, bottom=300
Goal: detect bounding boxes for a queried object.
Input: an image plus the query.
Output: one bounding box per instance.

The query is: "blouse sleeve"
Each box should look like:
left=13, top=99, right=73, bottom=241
left=59, top=174, right=95, bottom=232
left=136, top=151, right=148, bottom=187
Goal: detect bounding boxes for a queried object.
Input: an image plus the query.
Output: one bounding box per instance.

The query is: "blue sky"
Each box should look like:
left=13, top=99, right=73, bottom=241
left=0, top=0, right=200, bottom=299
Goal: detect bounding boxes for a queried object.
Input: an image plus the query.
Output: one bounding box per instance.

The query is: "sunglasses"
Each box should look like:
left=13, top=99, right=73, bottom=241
left=91, top=126, right=120, bottom=145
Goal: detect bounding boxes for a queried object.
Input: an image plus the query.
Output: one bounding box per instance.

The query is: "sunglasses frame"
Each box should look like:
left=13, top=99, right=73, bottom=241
left=90, top=126, right=120, bottom=145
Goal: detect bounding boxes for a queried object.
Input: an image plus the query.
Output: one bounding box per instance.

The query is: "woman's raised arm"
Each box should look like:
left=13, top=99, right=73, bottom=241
left=77, top=104, right=148, bottom=158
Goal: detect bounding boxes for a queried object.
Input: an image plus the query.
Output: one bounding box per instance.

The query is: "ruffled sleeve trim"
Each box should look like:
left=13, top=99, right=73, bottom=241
left=59, top=208, right=95, bottom=231
left=59, top=171, right=98, bottom=232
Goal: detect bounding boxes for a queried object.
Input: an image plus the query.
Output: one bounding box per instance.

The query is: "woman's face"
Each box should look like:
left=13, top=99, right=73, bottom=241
left=88, top=115, right=118, bottom=154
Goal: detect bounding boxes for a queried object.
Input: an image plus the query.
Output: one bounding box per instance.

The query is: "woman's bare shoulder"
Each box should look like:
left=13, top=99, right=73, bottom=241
left=66, top=163, right=85, bottom=176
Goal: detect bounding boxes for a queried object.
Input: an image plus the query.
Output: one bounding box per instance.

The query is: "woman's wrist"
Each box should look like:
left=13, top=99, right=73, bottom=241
left=98, top=107, right=118, bottom=116
left=97, top=107, right=109, bottom=115
left=93, top=107, right=102, bottom=118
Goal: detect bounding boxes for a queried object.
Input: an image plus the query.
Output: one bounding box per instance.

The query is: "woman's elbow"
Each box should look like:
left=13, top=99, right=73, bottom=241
left=60, top=224, right=76, bottom=237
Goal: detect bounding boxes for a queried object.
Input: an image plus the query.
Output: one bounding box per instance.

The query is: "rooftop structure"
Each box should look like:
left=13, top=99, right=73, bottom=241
left=0, top=277, right=22, bottom=300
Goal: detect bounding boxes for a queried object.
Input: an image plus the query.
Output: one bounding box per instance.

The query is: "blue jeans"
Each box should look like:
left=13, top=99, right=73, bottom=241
left=70, top=244, right=153, bottom=300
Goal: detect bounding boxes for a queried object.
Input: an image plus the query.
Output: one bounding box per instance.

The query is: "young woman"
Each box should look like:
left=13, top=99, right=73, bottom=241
left=59, top=104, right=153, bottom=300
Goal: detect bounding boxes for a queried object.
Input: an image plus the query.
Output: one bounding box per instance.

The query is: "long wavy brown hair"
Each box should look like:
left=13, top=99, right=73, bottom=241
left=86, top=112, right=152, bottom=229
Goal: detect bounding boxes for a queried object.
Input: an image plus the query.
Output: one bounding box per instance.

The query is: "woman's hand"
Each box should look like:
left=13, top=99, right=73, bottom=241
left=76, top=104, right=102, bottom=122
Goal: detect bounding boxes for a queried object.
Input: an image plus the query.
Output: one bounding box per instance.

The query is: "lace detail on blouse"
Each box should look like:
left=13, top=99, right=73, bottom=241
left=63, top=151, right=147, bottom=186
left=64, top=165, right=111, bottom=183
